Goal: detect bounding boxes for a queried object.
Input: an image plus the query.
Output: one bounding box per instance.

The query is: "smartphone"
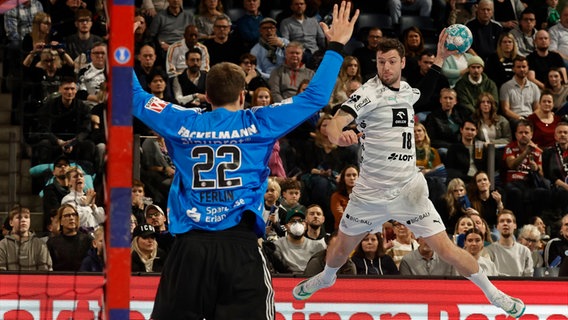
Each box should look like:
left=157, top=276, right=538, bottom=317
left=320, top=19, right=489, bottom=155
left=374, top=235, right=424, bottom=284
left=458, top=195, right=471, bottom=210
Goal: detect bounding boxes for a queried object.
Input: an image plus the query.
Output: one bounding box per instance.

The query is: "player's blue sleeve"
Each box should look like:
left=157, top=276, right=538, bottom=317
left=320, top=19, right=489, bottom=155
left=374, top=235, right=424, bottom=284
left=252, top=46, right=344, bottom=138
left=132, top=70, right=199, bottom=139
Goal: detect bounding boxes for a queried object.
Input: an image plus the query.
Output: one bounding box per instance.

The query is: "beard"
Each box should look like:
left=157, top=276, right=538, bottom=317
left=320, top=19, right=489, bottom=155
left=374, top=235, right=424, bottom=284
left=189, top=65, right=200, bottom=73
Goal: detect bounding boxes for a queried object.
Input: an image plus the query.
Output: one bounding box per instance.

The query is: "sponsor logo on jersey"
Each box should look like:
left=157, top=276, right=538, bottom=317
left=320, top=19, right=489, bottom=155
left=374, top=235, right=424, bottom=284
left=354, top=97, right=371, bottom=111
left=144, top=97, right=168, bottom=113
left=387, top=152, right=414, bottom=161
left=392, top=108, right=409, bottom=127
left=406, top=212, right=430, bottom=225
left=186, top=208, right=201, bottom=222
left=345, top=214, right=372, bottom=226
left=347, top=94, right=361, bottom=103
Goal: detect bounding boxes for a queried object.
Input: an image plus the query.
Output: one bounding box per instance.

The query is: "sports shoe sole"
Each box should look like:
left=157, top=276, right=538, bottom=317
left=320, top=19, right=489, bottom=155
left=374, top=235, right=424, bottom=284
left=292, top=278, right=315, bottom=300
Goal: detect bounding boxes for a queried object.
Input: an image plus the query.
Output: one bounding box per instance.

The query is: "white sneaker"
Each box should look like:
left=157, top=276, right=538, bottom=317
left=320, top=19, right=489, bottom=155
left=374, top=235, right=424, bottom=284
left=292, top=272, right=336, bottom=300
left=489, top=291, right=526, bottom=318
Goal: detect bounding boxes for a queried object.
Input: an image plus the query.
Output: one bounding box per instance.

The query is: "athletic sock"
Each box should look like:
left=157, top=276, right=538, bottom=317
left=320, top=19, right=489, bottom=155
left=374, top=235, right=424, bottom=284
left=322, top=265, right=339, bottom=281
left=466, top=269, right=500, bottom=300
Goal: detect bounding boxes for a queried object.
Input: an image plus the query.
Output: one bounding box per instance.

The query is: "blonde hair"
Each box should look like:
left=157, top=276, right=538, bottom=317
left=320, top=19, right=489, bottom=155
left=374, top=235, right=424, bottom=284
left=497, top=33, right=518, bottom=61
left=445, top=178, right=466, bottom=218
left=415, top=122, right=432, bottom=165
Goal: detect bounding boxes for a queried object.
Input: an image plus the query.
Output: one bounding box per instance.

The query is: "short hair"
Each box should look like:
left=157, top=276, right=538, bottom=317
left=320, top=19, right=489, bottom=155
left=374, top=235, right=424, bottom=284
left=146, top=66, right=168, bottom=85
left=440, top=87, right=457, bottom=97
left=518, top=224, right=540, bottom=240
left=461, top=117, right=477, bottom=129
left=478, top=0, right=494, bottom=7
left=9, top=205, right=31, bottom=221
left=419, top=50, right=435, bottom=59
left=512, top=55, right=527, bottom=65
left=306, top=204, right=323, bottom=212
left=206, top=62, right=246, bottom=106
left=75, top=8, right=92, bottom=20
left=540, top=88, right=554, bottom=99
left=516, top=118, right=533, bottom=132
left=520, top=7, right=536, bottom=19
left=497, top=209, right=516, bottom=223
left=287, top=41, right=304, bottom=51
left=240, top=53, right=257, bottom=65
left=213, top=15, right=231, bottom=26
left=65, top=166, right=83, bottom=180
left=185, top=47, right=202, bottom=60
left=133, top=179, right=145, bottom=189
left=377, top=38, right=405, bottom=58
left=279, top=178, right=302, bottom=193
left=60, top=76, right=77, bottom=86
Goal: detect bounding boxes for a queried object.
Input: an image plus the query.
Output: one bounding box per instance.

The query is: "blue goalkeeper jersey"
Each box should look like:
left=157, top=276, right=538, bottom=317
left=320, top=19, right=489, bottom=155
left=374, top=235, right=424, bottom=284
left=132, top=50, right=343, bottom=237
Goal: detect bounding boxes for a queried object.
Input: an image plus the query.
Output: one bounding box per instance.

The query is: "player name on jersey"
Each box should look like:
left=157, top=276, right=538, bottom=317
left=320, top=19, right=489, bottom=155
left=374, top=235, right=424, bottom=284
left=178, top=124, right=258, bottom=143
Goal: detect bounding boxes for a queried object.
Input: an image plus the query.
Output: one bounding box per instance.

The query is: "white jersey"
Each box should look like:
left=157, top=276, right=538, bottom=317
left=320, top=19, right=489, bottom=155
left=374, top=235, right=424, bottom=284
left=342, top=77, right=420, bottom=200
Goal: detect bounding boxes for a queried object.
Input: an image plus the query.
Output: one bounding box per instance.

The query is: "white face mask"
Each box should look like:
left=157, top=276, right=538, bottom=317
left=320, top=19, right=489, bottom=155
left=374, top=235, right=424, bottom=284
left=289, top=222, right=305, bottom=237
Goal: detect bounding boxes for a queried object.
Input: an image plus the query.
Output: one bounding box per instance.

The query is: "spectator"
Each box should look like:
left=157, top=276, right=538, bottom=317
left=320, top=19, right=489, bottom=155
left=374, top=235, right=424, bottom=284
left=21, top=12, right=54, bottom=55
left=548, top=5, right=568, bottom=68
left=503, top=119, right=551, bottom=227
left=527, top=29, right=567, bottom=90
left=483, top=210, right=534, bottom=276
left=61, top=166, right=105, bottom=231
left=542, top=121, right=568, bottom=215
left=400, top=237, right=454, bottom=275
left=251, top=17, right=289, bottom=79
left=405, top=50, right=450, bottom=117
left=542, top=0, right=561, bottom=29
left=146, top=66, right=175, bottom=102
left=329, top=56, right=362, bottom=106
left=135, top=44, right=158, bottom=91
left=32, top=77, right=96, bottom=168
left=543, top=213, right=568, bottom=267
left=235, top=0, right=264, bottom=50
left=434, top=177, right=475, bottom=235
left=79, top=226, right=104, bottom=272
left=140, top=0, right=168, bottom=18
left=388, top=0, right=438, bottom=25
left=304, top=204, right=326, bottom=240
left=131, top=224, right=167, bottom=272
left=510, top=8, right=538, bottom=57
left=273, top=209, right=326, bottom=273
left=141, top=131, right=174, bottom=207
left=65, top=9, right=104, bottom=61
left=453, top=214, right=476, bottom=247
left=278, top=179, right=306, bottom=222
left=50, top=0, right=81, bottom=41
left=42, top=155, right=70, bottom=231
left=473, top=92, right=512, bottom=146
left=240, top=53, right=269, bottom=102
left=195, top=0, right=230, bottom=40
left=131, top=179, right=151, bottom=224
left=441, top=51, right=474, bottom=88
left=268, top=41, right=314, bottom=102
left=444, top=119, right=488, bottom=183
left=492, top=0, right=524, bottom=31
left=279, top=0, right=326, bottom=66
left=517, top=224, right=544, bottom=268
left=203, top=16, right=245, bottom=66
left=22, top=48, right=75, bottom=104
left=330, top=165, right=359, bottom=231
left=76, top=42, right=107, bottom=108
left=528, top=90, right=561, bottom=149
left=351, top=233, right=398, bottom=275
left=469, top=213, right=494, bottom=245
left=264, top=178, right=288, bottom=241
left=302, top=114, right=347, bottom=229
left=500, top=56, right=541, bottom=125
left=415, top=122, right=446, bottom=198
left=130, top=214, right=138, bottom=235
left=166, top=24, right=210, bottom=78
left=145, top=204, right=175, bottom=254
left=303, top=231, right=356, bottom=277
left=546, top=68, right=568, bottom=114
left=466, top=0, right=503, bottom=61
left=0, top=206, right=52, bottom=271
left=485, top=33, right=518, bottom=89
left=463, top=228, right=499, bottom=276
left=386, top=221, right=419, bottom=268
left=529, top=216, right=549, bottom=246
left=401, top=26, right=425, bottom=78
left=454, top=56, right=499, bottom=113
left=352, top=27, right=382, bottom=82
left=424, top=88, right=471, bottom=151
left=467, top=171, right=504, bottom=233
left=149, top=0, right=195, bottom=60
left=134, top=11, right=152, bottom=54
left=172, top=48, right=207, bottom=107
left=47, top=204, right=92, bottom=271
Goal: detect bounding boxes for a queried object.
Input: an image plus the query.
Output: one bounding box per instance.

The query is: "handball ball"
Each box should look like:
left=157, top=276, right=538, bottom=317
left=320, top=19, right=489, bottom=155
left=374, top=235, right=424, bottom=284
left=444, top=24, right=473, bottom=54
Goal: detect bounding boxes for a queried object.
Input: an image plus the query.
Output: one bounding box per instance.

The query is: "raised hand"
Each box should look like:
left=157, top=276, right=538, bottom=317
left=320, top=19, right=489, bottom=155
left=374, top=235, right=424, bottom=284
left=320, top=1, right=360, bottom=45
left=433, top=28, right=458, bottom=66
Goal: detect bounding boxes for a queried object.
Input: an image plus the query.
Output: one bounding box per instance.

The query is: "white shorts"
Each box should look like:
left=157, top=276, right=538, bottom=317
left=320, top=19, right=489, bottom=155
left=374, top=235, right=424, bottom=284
left=338, top=173, right=446, bottom=238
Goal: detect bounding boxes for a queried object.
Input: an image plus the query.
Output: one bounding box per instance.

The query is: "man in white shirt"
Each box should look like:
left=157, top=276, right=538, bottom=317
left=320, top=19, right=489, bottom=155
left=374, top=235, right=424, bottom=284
left=548, top=5, right=568, bottom=68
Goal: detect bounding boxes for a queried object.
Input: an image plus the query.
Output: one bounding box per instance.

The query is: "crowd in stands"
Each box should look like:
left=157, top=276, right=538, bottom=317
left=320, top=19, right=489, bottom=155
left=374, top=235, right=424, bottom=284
left=2, top=0, right=568, bottom=276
